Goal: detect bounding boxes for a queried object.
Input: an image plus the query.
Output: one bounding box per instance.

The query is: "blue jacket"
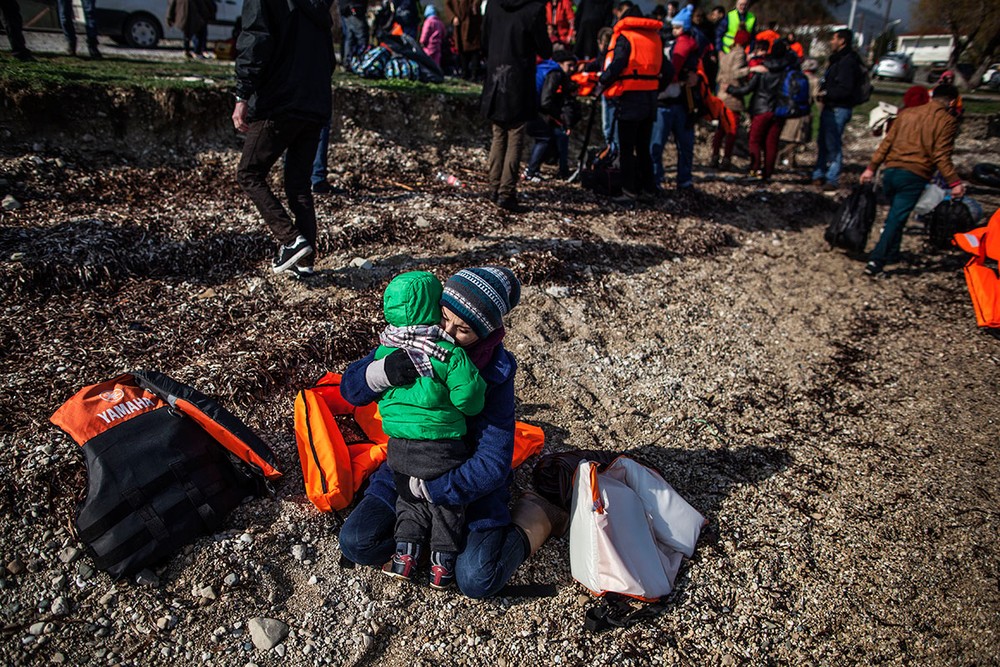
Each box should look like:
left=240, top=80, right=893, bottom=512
left=341, top=345, right=518, bottom=532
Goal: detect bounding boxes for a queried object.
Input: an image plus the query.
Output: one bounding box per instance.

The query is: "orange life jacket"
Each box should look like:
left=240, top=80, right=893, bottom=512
left=954, top=208, right=1000, bottom=328
left=294, top=372, right=547, bottom=513
left=755, top=29, right=781, bottom=51
left=603, top=17, right=663, bottom=98
left=572, top=70, right=599, bottom=97
left=52, top=370, right=282, bottom=480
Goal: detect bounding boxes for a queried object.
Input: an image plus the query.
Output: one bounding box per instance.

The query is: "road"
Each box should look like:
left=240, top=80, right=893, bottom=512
left=20, top=29, right=213, bottom=62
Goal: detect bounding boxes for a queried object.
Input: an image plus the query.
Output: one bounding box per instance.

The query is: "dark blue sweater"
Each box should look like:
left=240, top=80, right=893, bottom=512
left=341, top=345, right=518, bottom=532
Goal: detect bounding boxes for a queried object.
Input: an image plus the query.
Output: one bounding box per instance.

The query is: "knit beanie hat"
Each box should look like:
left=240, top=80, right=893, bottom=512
left=671, top=4, right=692, bottom=30
left=440, top=267, right=521, bottom=339
left=424, top=4, right=437, bottom=18
left=734, top=29, right=750, bottom=46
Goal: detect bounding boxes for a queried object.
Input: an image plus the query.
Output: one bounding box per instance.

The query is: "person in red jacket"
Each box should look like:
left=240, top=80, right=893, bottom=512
left=546, top=0, right=575, bottom=45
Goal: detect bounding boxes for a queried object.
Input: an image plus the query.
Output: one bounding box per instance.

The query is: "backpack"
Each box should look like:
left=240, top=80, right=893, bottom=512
left=50, top=371, right=281, bottom=579
left=569, top=456, right=704, bottom=602
left=774, top=69, right=811, bottom=119
left=385, top=56, right=420, bottom=81
left=535, top=59, right=561, bottom=101
left=580, top=144, right=623, bottom=196
left=928, top=199, right=976, bottom=250
left=357, top=46, right=392, bottom=79
left=855, top=63, right=873, bottom=106
left=825, top=182, right=877, bottom=252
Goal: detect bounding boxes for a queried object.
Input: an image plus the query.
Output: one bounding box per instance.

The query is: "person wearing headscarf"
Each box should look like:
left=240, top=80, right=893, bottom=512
left=339, top=267, right=570, bottom=598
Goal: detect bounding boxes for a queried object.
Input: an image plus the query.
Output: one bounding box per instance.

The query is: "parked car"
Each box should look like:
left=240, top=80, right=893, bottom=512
left=925, top=61, right=975, bottom=84
left=982, top=64, right=1000, bottom=90
left=873, top=53, right=915, bottom=82
left=73, top=0, right=242, bottom=49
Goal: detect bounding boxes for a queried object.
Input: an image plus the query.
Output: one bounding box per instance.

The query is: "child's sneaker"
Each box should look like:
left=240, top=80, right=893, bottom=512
left=381, top=553, right=415, bottom=582
left=428, top=563, right=454, bottom=590
left=428, top=551, right=456, bottom=590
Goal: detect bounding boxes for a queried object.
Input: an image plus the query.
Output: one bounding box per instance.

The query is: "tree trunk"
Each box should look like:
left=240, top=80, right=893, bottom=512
left=969, top=29, right=1000, bottom=88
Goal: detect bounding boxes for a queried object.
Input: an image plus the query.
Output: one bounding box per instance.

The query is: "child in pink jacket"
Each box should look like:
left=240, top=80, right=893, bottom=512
left=420, top=5, right=447, bottom=65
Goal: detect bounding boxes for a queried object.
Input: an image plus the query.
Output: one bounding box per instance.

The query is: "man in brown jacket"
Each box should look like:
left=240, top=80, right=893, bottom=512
left=859, top=83, right=965, bottom=276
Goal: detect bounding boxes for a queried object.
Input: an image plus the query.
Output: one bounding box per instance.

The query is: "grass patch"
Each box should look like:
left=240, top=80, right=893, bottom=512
left=0, top=52, right=229, bottom=92
left=0, top=52, right=483, bottom=98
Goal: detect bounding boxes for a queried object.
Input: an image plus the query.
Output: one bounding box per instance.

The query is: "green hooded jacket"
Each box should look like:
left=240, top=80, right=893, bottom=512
left=375, top=271, right=486, bottom=440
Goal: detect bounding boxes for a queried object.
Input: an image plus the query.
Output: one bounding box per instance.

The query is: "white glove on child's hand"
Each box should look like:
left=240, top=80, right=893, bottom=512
left=408, top=477, right=429, bottom=501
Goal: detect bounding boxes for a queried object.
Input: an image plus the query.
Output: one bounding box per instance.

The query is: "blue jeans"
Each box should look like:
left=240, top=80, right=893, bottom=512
left=812, top=106, right=852, bottom=185
left=312, top=123, right=331, bottom=186
left=339, top=493, right=530, bottom=599
left=341, top=14, right=369, bottom=65
left=601, top=97, right=618, bottom=150
left=526, top=122, right=569, bottom=177
left=57, top=0, right=97, bottom=50
left=868, top=168, right=928, bottom=267
left=651, top=104, right=694, bottom=188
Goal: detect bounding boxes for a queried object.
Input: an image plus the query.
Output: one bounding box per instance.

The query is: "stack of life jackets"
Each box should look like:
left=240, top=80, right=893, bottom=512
left=954, top=207, right=1000, bottom=329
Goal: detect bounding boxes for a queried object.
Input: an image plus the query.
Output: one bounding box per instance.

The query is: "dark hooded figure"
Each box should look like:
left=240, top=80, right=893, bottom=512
left=480, top=0, right=552, bottom=212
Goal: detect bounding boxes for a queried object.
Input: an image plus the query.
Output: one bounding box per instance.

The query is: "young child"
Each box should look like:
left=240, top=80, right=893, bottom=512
left=374, top=271, right=486, bottom=589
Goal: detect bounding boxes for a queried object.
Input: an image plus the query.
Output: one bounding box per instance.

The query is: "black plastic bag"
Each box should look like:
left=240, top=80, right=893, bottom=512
left=825, top=182, right=877, bottom=252
left=580, top=146, right=623, bottom=197
left=928, top=199, right=975, bottom=249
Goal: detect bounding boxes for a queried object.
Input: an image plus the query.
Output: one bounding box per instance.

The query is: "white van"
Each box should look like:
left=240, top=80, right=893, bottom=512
left=74, top=0, right=243, bottom=48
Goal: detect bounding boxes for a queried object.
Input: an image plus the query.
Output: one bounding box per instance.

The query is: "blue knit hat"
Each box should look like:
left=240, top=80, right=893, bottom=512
left=440, top=267, right=521, bottom=338
left=424, top=4, right=437, bottom=18
left=671, top=4, right=692, bottom=30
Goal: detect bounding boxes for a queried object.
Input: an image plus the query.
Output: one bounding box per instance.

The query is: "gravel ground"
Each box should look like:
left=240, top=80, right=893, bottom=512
left=1, top=94, right=999, bottom=666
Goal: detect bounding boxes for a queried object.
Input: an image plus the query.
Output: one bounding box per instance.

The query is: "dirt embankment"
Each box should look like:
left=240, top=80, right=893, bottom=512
left=1, top=83, right=485, bottom=161
left=1, top=80, right=999, bottom=667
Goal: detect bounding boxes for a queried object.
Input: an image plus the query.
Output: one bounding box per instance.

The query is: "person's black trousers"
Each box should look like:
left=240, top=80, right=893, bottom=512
left=236, top=116, right=323, bottom=248
left=618, top=116, right=656, bottom=196
left=0, top=0, right=28, bottom=55
left=388, top=436, right=469, bottom=554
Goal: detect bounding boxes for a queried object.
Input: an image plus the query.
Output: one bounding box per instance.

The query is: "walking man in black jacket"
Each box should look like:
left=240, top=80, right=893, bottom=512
left=233, top=0, right=335, bottom=278
left=811, top=28, right=863, bottom=191
left=481, top=0, right=552, bottom=212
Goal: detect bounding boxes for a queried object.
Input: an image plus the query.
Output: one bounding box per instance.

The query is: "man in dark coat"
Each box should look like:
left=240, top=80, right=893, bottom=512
left=574, top=0, right=613, bottom=58
left=447, top=0, right=483, bottom=80
left=481, top=0, right=552, bottom=212
left=233, top=0, right=335, bottom=278
left=811, top=28, right=864, bottom=190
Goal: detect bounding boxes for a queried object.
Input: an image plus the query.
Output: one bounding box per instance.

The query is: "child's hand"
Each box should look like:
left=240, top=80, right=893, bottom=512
left=384, top=349, right=420, bottom=387
left=408, top=477, right=429, bottom=501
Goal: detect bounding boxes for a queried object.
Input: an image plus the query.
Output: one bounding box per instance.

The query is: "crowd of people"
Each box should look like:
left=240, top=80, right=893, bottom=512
left=221, top=0, right=967, bottom=282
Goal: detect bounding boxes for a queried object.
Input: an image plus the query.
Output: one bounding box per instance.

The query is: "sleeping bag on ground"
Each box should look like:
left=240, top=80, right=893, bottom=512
left=380, top=34, right=444, bottom=84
